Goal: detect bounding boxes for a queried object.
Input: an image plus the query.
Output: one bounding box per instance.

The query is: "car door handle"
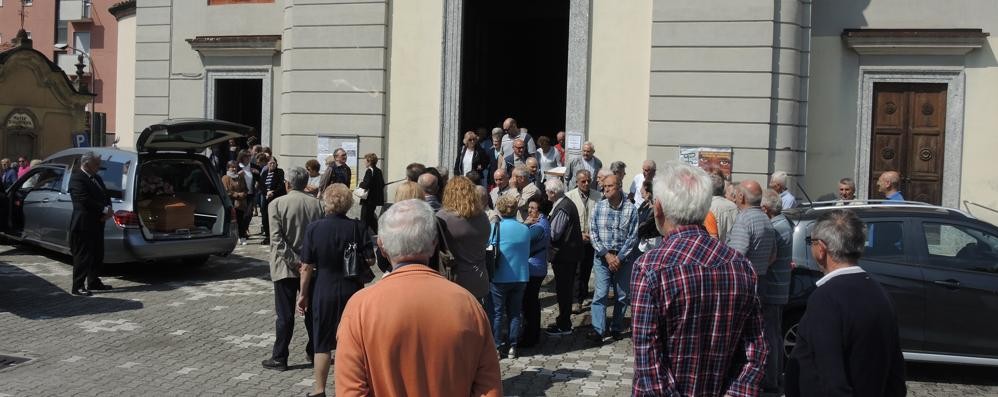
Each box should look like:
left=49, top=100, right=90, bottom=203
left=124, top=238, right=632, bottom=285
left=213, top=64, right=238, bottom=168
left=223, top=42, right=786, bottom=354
left=932, top=279, right=961, bottom=289
left=41, top=198, right=49, bottom=203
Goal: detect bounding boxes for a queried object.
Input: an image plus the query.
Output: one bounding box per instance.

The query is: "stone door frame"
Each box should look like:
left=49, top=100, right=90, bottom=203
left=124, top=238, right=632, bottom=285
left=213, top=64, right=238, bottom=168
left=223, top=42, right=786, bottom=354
left=204, top=67, right=273, bottom=146
left=438, top=0, right=591, bottom=169
left=855, top=67, right=965, bottom=208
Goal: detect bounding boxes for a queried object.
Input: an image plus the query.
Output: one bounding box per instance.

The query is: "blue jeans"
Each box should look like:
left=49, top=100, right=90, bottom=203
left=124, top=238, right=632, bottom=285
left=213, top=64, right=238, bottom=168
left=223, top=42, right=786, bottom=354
left=490, top=282, right=526, bottom=349
left=591, top=255, right=632, bottom=336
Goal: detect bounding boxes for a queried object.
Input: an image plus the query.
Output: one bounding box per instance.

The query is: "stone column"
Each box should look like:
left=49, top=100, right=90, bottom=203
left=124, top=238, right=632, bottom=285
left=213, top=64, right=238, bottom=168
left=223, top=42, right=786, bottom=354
left=439, top=0, right=464, bottom=173
left=565, top=0, right=592, bottom=157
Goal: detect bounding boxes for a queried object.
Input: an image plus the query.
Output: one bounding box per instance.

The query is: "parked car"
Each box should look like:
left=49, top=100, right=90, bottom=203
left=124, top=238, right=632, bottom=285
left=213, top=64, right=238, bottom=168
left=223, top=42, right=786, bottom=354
left=782, top=201, right=998, bottom=366
left=0, top=119, right=251, bottom=266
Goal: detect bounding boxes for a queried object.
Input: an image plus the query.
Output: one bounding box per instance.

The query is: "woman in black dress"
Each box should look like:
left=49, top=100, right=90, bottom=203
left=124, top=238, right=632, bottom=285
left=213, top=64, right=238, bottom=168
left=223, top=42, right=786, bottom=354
left=296, top=183, right=373, bottom=397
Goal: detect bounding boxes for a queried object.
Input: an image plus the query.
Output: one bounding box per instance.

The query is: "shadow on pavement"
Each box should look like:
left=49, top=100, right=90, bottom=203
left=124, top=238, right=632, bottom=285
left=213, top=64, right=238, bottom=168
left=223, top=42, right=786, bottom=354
left=501, top=368, right=591, bottom=396
left=906, top=362, right=998, bottom=386
left=0, top=261, right=143, bottom=319
left=102, top=252, right=271, bottom=294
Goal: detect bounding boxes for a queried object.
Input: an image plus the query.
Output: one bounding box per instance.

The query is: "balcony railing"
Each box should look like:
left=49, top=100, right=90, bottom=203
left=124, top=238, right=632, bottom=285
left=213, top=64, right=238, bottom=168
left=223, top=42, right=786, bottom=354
left=59, top=0, right=92, bottom=22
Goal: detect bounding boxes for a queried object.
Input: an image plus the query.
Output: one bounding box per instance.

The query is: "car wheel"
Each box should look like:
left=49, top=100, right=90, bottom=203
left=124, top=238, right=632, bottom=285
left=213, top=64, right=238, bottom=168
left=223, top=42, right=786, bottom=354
left=783, top=317, right=801, bottom=359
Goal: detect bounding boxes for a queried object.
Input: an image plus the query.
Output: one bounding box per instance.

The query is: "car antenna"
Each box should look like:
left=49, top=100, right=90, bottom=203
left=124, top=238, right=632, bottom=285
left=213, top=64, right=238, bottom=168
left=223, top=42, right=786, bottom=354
left=796, top=180, right=814, bottom=205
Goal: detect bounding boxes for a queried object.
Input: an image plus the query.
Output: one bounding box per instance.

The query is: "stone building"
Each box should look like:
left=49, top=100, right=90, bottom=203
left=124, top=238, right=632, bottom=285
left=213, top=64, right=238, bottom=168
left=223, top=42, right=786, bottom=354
left=129, top=0, right=998, bottom=224
left=0, top=0, right=129, bottom=145
left=0, top=30, right=93, bottom=160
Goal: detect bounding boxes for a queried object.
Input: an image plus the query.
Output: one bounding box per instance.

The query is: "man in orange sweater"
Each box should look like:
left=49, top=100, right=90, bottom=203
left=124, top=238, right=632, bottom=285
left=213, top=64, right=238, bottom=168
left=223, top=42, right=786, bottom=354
left=334, top=199, right=502, bottom=397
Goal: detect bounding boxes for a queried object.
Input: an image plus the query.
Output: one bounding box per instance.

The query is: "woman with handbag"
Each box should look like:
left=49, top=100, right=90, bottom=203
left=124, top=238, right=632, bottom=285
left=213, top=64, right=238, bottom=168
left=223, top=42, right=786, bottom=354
left=221, top=161, right=250, bottom=245
left=296, top=184, right=374, bottom=397
left=437, top=176, right=491, bottom=304
left=489, top=194, right=531, bottom=359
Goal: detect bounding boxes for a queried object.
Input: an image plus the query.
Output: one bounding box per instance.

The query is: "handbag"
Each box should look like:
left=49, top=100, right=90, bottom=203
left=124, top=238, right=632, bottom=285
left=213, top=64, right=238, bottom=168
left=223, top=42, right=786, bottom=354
left=484, top=221, right=501, bottom=280
left=353, top=187, right=369, bottom=200
left=435, top=218, right=457, bottom=280
left=343, top=220, right=375, bottom=284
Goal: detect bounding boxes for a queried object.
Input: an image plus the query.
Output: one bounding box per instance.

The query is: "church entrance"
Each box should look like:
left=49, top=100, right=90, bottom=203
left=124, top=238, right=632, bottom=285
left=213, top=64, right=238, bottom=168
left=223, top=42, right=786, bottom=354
left=459, top=0, right=569, bottom=144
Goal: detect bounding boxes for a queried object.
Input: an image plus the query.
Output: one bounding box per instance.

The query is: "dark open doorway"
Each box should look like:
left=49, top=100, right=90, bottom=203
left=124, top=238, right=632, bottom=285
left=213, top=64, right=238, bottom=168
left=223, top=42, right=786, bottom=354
left=459, top=0, right=569, bottom=148
left=214, top=79, right=262, bottom=144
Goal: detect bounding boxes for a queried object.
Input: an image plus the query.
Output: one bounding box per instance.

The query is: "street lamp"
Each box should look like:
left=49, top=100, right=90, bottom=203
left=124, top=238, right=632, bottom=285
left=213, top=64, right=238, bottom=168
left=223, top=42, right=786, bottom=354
left=54, top=43, right=97, bottom=146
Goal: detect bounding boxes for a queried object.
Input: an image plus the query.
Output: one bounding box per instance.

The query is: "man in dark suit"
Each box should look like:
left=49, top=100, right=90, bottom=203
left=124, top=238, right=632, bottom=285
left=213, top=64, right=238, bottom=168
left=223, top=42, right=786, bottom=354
left=542, top=179, right=582, bottom=336
left=786, top=209, right=906, bottom=397
left=359, top=153, right=385, bottom=234
left=69, top=151, right=113, bottom=296
left=259, top=156, right=287, bottom=246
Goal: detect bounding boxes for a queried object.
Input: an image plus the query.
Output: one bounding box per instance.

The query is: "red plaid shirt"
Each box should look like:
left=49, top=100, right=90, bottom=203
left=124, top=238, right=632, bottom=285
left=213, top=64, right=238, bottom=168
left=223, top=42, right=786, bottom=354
left=630, top=225, right=767, bottom=397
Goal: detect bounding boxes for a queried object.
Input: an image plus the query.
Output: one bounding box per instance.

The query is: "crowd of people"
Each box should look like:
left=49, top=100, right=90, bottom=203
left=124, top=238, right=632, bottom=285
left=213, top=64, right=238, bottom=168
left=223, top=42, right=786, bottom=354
left=226, top=118, right=910, bottom=396
left=0, top=156, right=41, bottom=189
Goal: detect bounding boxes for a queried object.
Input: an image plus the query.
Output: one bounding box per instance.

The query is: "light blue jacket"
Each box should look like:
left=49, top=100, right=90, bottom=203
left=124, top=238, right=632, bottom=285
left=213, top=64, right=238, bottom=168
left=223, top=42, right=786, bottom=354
left=491, top=217, right=530, bottom=283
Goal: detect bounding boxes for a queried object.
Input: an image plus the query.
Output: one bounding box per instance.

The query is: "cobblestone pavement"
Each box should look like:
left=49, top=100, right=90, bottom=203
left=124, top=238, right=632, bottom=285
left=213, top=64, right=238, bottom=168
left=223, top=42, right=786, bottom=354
left=1, top=220, right=997, bottom=396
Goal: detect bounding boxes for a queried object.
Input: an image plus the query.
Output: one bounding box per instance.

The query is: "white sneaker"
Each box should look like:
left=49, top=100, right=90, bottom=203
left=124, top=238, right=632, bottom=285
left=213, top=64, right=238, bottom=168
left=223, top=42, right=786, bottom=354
left=239, top=238, right=247, bottom=245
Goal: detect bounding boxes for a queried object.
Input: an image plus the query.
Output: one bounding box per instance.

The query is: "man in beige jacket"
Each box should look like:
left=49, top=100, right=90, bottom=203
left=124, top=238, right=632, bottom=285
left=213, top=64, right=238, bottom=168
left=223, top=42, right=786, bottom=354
left=335, top=199, right=502, bottom=397
left=261, top=167, right=324, bottom=371
left=565, top=169, right=600, bottom=313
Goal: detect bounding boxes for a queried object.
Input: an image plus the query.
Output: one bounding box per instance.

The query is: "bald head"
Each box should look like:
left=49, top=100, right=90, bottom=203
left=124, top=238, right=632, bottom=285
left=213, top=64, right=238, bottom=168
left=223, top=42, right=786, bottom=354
left=503, top=118, right=518, bottom=134
left=525, top=157, right=539, bottom=175
left=878, top=171, right=900, bottom=193
left=493, top=168, right=508, bottom=189
left=418, top=173, right=439, bottom=196
left=601, top=174, right=622, bottom=202
left=736, top=179, right=764, bottom=208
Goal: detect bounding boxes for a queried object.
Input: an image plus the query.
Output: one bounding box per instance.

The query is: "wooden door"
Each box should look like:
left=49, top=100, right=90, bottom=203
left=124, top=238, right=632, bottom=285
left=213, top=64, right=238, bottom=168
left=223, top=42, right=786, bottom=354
left=870, top=83, right=946, bottom=205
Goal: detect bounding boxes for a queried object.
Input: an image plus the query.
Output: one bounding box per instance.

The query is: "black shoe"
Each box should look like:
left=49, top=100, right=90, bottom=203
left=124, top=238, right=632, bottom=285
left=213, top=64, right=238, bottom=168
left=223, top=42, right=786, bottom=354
left=508, top=346, right=519, bottom=359
left=610, top=330, right=624, bottom=341
left=260, top=239, right=270, bottom=245
left=586, top=330, right=604, bottom=346
left=89, top=283, right=113, bottom=291
left=71, top=288, right=92, bottom=297
left=545, top=324, right=573, bottom=336
left=260, top=358, right=287, bottom=371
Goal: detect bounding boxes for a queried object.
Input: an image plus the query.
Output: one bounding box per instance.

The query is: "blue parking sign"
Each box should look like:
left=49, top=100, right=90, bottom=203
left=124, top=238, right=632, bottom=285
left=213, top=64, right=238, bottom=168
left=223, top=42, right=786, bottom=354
left=72, top=132, right=90, bottom=148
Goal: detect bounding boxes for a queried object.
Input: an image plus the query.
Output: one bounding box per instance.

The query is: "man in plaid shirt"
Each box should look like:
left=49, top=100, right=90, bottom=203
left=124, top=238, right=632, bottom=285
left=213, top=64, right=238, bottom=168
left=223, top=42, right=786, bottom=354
left=631, top=162, right=767, bottom=396
left=588, top=174, right=639, bottom=344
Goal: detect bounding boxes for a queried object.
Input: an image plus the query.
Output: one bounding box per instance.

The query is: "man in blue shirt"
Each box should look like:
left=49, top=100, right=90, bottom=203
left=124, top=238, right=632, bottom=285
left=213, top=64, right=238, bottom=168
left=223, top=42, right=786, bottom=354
left=588, top=174, right=638, bottom=345
left=877, top=171, right=905, bottom=201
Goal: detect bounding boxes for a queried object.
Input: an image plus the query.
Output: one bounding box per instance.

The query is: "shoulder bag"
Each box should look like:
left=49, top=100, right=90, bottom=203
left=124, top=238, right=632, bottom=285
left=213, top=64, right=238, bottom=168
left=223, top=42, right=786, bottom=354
left=435, top=217, right=457, bottom=280
left=484, top=221, right=501, bottom=280
left=343, top=219, right=375, bottom=284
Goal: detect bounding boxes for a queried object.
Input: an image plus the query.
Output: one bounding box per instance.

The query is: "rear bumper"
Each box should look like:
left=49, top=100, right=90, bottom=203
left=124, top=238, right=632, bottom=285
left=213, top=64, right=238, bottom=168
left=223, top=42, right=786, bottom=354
left=103, top=226, right=237, bottom=263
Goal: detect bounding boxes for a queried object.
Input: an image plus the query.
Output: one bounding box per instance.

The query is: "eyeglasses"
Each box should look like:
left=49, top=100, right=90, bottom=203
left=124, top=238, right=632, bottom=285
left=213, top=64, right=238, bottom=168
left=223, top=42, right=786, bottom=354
left=805, top=236, right=824, bottom=246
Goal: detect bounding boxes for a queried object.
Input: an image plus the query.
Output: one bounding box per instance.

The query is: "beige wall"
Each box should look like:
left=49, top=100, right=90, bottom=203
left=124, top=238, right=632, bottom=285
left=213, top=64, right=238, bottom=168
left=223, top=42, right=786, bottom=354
left=384, top=0, right=444, bottom=185
left=807, top=0, right=998, bottom=225
left=588, top=0, right=652, bottom=190
left=961, top=37, right=998, bottom=225
left=114, top=14, right=136, bottom=149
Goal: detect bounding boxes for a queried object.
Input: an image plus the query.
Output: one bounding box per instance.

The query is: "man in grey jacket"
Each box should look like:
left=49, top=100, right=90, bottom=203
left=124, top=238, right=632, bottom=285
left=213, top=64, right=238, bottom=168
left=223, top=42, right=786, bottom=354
left=262, top=167, right=325, bottom=371
left=564, top=142, right=602, bottom=190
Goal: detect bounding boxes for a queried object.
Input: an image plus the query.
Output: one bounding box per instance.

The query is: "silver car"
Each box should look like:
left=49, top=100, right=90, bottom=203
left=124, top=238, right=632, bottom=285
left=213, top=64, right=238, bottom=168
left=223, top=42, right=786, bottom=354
left=0, top=119, right=251, bottom=265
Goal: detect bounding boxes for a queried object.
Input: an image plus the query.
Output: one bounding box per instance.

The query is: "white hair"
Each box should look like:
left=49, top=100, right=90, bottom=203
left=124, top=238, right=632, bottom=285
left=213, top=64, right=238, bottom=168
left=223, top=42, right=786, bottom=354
left=771, top=171, right=788, bottom=186
left=761, top=189, right=782, bottom=214
left=652, top=161, right=712, bottom=226
left=545, top=179, right=565, bottom=197
left=596, top=169, right=612, bottom=179
left=378, top=199, right=437, bottom=261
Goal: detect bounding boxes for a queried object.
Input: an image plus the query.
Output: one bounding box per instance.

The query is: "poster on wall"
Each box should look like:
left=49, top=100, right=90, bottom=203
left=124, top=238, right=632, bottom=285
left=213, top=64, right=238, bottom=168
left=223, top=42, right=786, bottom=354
left=316, top=135, right=360, bottom=188
left=679, top=146, right=733, bottom=180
